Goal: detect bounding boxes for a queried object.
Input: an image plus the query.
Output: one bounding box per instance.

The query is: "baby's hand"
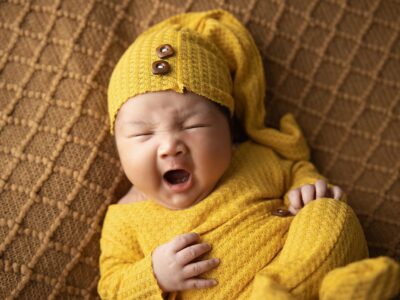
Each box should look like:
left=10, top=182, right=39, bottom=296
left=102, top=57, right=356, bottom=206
left=152, top=232, right=220, bottom=293
left=288, top=179, right=343, bottom=215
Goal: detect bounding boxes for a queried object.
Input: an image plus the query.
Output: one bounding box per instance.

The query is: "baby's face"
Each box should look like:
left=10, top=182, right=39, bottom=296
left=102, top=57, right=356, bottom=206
left=114, top=90, right=232, bottom=210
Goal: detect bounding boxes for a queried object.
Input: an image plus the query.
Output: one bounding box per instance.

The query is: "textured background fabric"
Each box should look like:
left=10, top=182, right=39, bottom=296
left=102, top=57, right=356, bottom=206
left=0, top=0, right=399, bottom=298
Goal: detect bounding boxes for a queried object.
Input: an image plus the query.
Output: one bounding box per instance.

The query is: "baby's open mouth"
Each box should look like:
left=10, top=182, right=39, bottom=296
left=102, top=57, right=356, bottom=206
left=163, top=169, right=190, bottom=185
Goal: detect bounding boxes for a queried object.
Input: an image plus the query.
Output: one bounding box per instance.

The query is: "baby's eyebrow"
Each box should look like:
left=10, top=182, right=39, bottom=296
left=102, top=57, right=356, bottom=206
left=123, top=120, right=156, bottom=127
left=180, top=110, right=206, bottom=120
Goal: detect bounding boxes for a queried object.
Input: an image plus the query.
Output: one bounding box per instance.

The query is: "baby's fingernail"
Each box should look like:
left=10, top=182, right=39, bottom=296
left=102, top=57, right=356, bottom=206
left=212, top=279, right=218, bottom=285
left=214, top=258, right=220, bottom=263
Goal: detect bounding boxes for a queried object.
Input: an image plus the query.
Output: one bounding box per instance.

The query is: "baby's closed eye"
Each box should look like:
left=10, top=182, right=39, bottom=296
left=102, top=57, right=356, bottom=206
left=132, top=131, right=154, bottom=137
left=184, top=124, right=210, bottom=130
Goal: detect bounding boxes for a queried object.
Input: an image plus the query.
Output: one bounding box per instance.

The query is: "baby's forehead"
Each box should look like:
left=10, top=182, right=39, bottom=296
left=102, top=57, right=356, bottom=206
left=117, top=91, right=218, bottom=120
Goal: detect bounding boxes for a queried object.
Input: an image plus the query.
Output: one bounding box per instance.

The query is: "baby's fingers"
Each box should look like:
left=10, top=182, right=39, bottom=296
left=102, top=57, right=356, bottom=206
left=288, top=189, right=302, bottom=215
left=170, top=233, right=200, bottom=252
left=181, top=278, right=218, bottom=290
left=314, top=180, right=343, bottom=200
left=315, top=179, right=328, bottom=199
left=176, top=243, right=212, bottom=265
left=300, top=184, right=315, bottom=205
left=182, top=258, right=220, bottom=279
left=330, top=185, right=343, bottom=200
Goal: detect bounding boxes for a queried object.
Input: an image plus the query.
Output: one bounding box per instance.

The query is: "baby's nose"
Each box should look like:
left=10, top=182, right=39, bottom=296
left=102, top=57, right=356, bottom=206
left=158, top=137, right=187, bottom=159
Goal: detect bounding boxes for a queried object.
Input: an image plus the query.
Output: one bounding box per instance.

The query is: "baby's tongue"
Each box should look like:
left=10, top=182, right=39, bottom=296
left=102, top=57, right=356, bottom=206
left=164, top=169, right=190, bottom=184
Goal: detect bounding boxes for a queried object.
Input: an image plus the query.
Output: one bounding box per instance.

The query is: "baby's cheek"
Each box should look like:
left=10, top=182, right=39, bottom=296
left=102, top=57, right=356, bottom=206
left=196, top=141, right=231, bottom=181
left=119, top=145, right=156, bottom=185
left=128, top=164, right=160, bottom=197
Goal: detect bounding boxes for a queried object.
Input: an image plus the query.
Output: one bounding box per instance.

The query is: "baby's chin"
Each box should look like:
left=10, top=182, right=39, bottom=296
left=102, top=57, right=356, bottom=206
left=154, top=191, right=210, bottom=210
left=149, top=179, right=222, bottom=210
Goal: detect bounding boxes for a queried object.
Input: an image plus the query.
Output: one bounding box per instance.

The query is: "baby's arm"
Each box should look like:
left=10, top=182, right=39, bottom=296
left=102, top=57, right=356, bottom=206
left=98, top=210, right=163, bottom=299
left=281, top=160, right=345, bottom=215
left=98, top=210, right=219, bottom=299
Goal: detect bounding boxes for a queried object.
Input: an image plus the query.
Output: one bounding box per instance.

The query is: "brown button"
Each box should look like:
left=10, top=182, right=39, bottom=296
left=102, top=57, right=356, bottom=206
left=272, top=208, right=292, bottom=217
left=152, top=60, right=171, bottom=75
left=156, top=44, right=175, bottom=59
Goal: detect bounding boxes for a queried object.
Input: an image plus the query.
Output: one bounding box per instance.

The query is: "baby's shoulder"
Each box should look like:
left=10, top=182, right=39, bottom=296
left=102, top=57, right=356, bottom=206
left=117, top=186, right=147, bottom=205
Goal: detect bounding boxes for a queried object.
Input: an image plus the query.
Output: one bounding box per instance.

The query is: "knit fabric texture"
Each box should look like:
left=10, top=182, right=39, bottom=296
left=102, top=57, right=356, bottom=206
left=99, top=141, right=390, bottom=299
left=319, top=257, right=400, bottom=300
left=1, top=1, right=400, bottom=298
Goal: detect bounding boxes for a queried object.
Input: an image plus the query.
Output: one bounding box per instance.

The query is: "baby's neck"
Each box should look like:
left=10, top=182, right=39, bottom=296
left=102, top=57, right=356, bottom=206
left=117, top=186, right=148, bottom=205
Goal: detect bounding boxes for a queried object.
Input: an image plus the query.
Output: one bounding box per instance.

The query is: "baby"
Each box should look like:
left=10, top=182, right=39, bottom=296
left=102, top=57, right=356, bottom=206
left=113, top=89, right=342, bottom=291
left=98, top=9, right=399, bottom=300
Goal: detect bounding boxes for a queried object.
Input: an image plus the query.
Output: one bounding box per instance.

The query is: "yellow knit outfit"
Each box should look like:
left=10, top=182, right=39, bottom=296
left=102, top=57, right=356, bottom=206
left=100, top=9, right=400, bottom=299
left=98, top=140, right=399, bottom=299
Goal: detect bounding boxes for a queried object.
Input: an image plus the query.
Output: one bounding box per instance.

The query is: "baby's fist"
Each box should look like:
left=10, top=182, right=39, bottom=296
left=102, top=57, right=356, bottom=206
left=288, top=179, right=343, bottom=215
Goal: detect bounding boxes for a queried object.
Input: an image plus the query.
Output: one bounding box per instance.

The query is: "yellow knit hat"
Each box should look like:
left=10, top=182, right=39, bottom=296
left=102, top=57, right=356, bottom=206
left=108, top=9, right=309, bottom=161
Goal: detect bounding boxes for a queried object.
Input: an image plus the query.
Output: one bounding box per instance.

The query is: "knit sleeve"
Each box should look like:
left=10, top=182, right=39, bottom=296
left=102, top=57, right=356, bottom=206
left=98, top=206, right=164, bottom=300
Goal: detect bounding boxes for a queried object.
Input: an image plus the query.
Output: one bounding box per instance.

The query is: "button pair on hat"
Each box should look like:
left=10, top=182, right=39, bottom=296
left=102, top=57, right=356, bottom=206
left=152, top=44, right=174, bottom=75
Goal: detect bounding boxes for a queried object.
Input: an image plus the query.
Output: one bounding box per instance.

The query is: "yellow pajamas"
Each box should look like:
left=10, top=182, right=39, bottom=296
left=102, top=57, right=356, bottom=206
left=98, top=140, right=399, bottom=299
